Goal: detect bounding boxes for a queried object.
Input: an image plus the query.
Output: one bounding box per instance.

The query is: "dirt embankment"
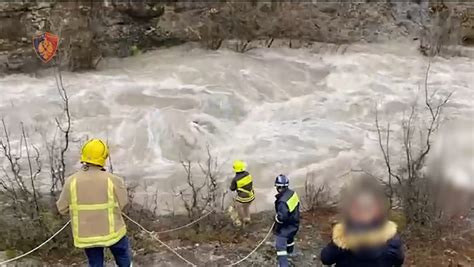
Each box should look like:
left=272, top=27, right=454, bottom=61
left=0, top=1, right=473, bottom=74
left=5, top=207, right=471, bottom=267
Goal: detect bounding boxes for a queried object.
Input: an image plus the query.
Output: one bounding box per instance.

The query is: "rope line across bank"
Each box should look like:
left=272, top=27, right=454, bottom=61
left=0, top=212, right=275, bottom=266
left=0, top=221, right=71, bottom=266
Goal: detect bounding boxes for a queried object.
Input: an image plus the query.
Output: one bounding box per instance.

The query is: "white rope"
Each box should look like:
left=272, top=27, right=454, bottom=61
left=0, top=220, right=71, bottom=266
left=124, top=212, right=276, bottom=267
left=157, top=210, right=214, bottom=234
left=0, top=212, right=274, bottom=266
left=122, top=213, right=197, bottom=267
left=226, top=222, right=275, bottom=266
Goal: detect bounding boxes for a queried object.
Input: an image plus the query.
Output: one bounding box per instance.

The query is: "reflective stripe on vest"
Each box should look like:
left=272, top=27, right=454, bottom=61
left=286, top=192, right=300, bottom=212
left=70, top=176, right=126, bottom=248
left=236, top=174, right=255, bottom=202
left=236, top=191, right=255, bottom=203
left=236, top=174, right=252, bottom=188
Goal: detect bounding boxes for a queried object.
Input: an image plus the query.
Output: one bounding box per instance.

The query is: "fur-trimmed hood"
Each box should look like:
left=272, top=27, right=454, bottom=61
left=332, top=221, right=398, bottom=250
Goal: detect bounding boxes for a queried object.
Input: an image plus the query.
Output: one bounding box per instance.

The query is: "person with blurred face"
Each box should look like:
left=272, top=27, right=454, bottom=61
left=320, top=178, right=404, bottom=267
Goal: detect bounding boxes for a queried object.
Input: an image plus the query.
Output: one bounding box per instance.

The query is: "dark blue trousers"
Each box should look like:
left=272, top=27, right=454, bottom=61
left=275, top=235, right=295, bottom=267
left=84, top=236, right=132, bottom=267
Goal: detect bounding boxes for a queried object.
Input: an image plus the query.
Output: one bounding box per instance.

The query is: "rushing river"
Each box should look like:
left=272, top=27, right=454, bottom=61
left=0, top=42, right=472, bottom=212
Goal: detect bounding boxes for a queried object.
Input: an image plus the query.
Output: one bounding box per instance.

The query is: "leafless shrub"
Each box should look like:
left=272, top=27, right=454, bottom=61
left=199, top=21, right=224, bottom=50
left=199, top=3, right=260, bottom=52
left=234, top=39, right=253, bottom=53
left=126, top=182, right=139, bottom=206
left=47, top=66, right=72, bottom=195
left=0, top=64, right=75, bottom=255
left=178, top=160, right=202, bottom=218
left=177, top=145, right=225, bottom=219
left=0, top=119, right=41, bottom=219
left=124, top=181, right=164, bottom=228
left=0, top=119, right=75, bottom=255
left=301, top=172, right=330, bottom=212
left=219, top=189, right=229, bottom=213
left=375, top=62, right=453, bottom=227
left=227, top=3, right=258, bottom=53
left=144, top=184, right=161, bottom=217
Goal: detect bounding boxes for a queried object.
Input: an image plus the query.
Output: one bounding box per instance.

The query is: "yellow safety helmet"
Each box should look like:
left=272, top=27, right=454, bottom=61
left=233, top=160, right=247, bottom=173
left=80, top=139, right=109, bottom=167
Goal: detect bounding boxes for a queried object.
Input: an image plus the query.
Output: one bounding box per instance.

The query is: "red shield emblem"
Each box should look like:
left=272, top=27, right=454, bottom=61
left=33, top=32, right=59, bottom=63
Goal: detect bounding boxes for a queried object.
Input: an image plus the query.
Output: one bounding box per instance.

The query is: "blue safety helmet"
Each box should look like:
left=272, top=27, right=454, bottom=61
left=275, top=174, right=289, bottom=187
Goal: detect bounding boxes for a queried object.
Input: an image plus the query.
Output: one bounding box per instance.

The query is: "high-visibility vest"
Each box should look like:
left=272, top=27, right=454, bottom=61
left=70, top=176, right=126, bottom=248
left=236, top=173, right=255, bottom=203
left=286, top=191, right=300, bottom=213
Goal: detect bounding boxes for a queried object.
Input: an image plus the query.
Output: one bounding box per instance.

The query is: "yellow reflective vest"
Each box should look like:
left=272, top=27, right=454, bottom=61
left=57, top=165, right=128, bottom=248
left=230, top=171, right=255, bottom=203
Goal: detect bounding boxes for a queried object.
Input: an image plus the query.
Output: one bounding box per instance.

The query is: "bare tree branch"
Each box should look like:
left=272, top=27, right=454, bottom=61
left=49, top=65, right=72, bottom=194
left=178, top=146, right=225, bottom=221
left=21, top=123, right=40, bottom=215
left=1, top=118, right=28, bottom=195
left=375, top=106, right=402, bottom=189
left=106, top=134, right=114, bottom=173
left=374, top=62, right=453, bottom=226
left=302, top=172, right=329, bottom=212
left=415, top=63, right=454, bottom=171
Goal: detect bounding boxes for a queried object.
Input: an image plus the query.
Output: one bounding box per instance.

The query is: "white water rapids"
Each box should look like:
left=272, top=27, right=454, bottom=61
left=0, top=42, right=472, bottom=212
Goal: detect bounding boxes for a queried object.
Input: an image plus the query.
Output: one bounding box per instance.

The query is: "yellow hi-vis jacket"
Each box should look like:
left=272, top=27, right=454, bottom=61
left=230, top=171, right=255, bottom=203
left=56, top=165, right=128, bottom=248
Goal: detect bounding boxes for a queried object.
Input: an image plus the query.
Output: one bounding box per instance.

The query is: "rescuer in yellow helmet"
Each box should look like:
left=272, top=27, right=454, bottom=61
left=229, top=160, right=255, bottom=227
left=56, top=139, right=131, bottom=267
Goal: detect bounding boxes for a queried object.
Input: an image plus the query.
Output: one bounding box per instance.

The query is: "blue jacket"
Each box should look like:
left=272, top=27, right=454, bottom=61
left=320, top=221, right=404, bottom=267
left=274, top=189, right=300, bottom=238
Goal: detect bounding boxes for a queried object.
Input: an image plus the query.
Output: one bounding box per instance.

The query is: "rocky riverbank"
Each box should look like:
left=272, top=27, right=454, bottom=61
left=0, top=1, right=473, bottom=74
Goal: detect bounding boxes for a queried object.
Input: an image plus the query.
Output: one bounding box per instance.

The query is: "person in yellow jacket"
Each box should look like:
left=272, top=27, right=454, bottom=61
left=57, top=139, right=131, bottom=267
left=229, top=160, right=255, bottom=227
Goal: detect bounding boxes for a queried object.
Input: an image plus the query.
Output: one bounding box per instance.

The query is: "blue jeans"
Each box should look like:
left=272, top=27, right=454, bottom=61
left=84, top=236, right=132, bottom=267
left=275, top=235, right=295, bottom=267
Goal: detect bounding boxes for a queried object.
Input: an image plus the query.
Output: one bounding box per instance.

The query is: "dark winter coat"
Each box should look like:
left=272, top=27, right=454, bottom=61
left=274, top=188, right=300, bottom=238
left=320, top=221, right=404, bottom=267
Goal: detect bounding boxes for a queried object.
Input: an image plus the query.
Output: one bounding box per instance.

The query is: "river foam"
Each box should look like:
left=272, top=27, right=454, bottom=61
left=0, top=43, right=472, bottom=212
